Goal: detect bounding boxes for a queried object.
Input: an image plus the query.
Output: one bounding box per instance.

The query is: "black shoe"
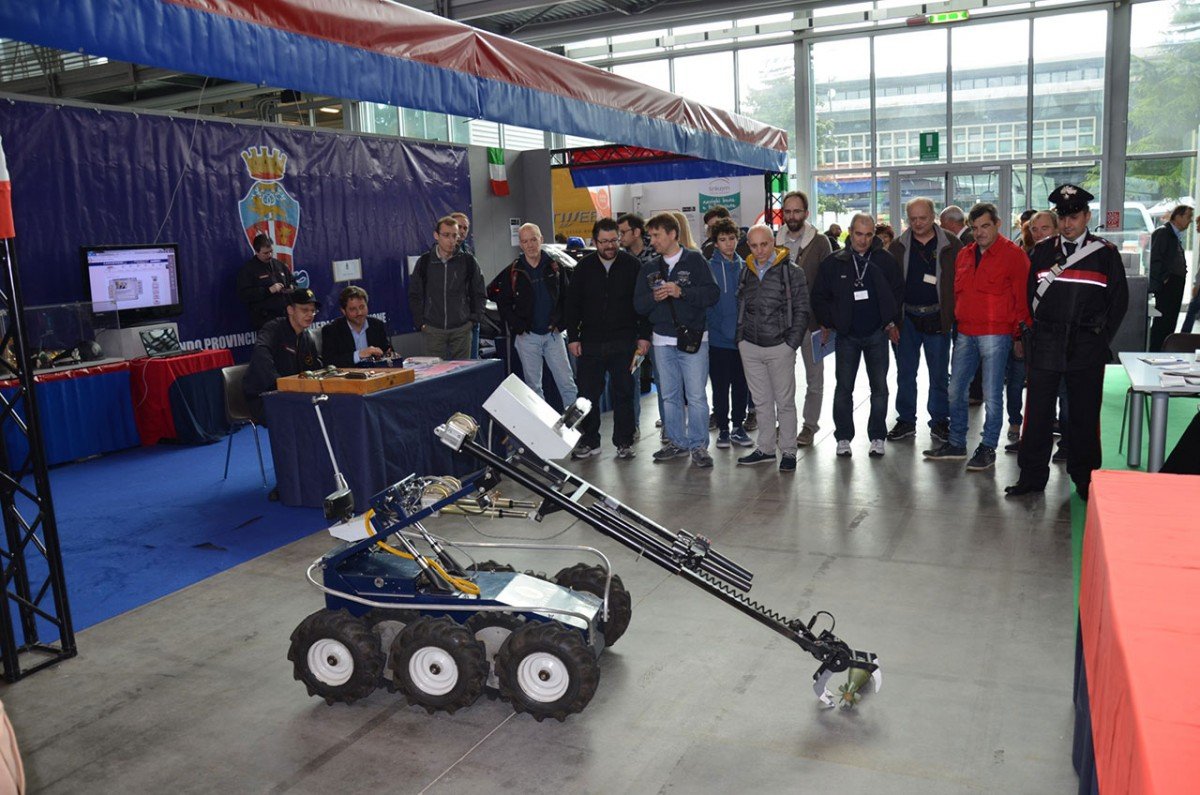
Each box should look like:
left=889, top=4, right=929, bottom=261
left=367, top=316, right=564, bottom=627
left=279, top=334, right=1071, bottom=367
left=885, top=421, right=916, bottom=441
left=1004, top=440, right=1020, bottom=454
left=1052, top=420, right=1062, bottom=437
left=923, top=442, right=967, bottom=460
left=965, top=445, right=996, bottom=471
left=1052, top=445, right=1068, bottom=463
left=779, top=453, right=796, bottom=472
left=1005, top=481, right=1046, bottom=497
left=737, top=449, right=775, bottom=466
left=930, top=421, right=950, bottom=443
left=743, top=411, right=758, bottom=432
left=709, top=412, right=718, bottom=430
left=268, top=487, right=280, bottom=502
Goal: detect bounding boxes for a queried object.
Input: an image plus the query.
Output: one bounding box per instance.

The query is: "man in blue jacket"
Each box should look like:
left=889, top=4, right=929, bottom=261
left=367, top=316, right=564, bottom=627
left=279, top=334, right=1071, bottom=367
left=811, top=214, right=904, bottom=458
left=634, top=212, right=720, bottom=467
left=706, top=218, right=752, bottom=450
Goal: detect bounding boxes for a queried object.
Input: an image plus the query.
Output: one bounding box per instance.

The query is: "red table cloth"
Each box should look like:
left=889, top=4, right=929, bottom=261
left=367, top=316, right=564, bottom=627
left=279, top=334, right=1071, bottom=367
left=1080, top=470, right=1200, bottom=794
left=129, top=349, right=233, bottom=445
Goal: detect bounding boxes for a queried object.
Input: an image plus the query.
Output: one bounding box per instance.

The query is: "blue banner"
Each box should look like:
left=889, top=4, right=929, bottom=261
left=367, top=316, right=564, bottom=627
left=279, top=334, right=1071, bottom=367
left=0, top=97, right=470, bottom=354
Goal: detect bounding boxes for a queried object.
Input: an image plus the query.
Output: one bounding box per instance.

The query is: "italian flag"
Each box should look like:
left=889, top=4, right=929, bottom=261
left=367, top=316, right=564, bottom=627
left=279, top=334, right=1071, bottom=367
left=488, top=147, right=509, bottom=196
left=0, top=135, right=14, bottom=239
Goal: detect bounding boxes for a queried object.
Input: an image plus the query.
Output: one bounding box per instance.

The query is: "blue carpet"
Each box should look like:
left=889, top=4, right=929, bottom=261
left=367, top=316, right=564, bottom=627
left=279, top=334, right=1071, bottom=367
left=18, top=429, right=322, bottom=641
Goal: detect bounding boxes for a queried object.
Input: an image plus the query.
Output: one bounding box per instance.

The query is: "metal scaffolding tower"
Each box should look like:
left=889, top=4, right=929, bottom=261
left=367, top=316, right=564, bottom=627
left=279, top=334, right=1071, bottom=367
left=0, top=234, right=76, bottom=681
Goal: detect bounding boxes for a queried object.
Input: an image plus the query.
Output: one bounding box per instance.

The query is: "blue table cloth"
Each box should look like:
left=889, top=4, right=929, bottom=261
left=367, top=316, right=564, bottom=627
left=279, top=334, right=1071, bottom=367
left=1, top=363, right=140, bottom=468
left=264, top=361, right=505, bottom=510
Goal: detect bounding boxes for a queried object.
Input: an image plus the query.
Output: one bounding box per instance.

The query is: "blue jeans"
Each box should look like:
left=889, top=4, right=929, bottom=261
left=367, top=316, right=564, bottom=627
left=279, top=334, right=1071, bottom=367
left=833, top=329, right=890, bottom=442
left=514, top=331, right=578, bottom=408
left=894, top=314, right=950, bottom=427
left=1005, top=349, right=1026, bottom=426
left=948, top=334, right=1011, bottom=449
left=654, top=342, right=710, bottom=450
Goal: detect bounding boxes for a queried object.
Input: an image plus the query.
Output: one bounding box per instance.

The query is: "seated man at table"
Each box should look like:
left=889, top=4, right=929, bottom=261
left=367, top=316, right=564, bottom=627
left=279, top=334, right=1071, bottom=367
left=243, top=288, right=323, bottom=426
left=321, top=285, right=390, bottom=368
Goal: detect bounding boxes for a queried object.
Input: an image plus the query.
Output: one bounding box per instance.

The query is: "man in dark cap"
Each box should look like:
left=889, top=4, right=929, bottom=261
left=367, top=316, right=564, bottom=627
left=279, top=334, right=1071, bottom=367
left=243, top=288, right=324, bottom=425
left=1006, top=185, right=1128, bottom=501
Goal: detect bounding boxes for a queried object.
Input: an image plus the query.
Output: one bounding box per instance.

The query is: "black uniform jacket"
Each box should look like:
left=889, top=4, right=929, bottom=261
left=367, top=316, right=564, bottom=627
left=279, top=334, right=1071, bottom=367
left=321, top=316, right=390, bottom=368
left=237, top=256, right=296, bottom=329
left=1026, top=233, right=1129, bottom=371
left=243, top=317, right=322, bottom=399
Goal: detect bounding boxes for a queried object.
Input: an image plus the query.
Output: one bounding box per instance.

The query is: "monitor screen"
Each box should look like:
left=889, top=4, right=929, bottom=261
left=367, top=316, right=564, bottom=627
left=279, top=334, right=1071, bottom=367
left=81, top=243, right=183, bottom=326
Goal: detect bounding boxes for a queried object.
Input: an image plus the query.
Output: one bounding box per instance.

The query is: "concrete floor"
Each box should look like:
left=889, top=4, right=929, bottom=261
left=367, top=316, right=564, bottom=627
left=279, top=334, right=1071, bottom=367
left=4, top=369, right=1081, bottom=793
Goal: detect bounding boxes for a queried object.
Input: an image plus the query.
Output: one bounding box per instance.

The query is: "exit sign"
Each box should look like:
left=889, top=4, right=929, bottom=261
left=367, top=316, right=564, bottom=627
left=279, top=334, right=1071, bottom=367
left=919, top=132, right=940, bottom=162
left=930, top=10, right=970, bottom=24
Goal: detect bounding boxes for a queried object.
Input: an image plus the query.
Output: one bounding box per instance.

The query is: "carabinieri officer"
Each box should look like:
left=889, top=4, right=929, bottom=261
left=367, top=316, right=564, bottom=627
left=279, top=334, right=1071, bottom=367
left=1006, top=184, right=1128, bottom=501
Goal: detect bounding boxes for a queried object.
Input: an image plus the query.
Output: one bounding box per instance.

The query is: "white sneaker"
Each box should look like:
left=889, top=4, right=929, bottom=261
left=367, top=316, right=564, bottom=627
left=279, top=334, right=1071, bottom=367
left=869, top=439, right=885, bottom=458
left=836, top=440, right=852, bottom=457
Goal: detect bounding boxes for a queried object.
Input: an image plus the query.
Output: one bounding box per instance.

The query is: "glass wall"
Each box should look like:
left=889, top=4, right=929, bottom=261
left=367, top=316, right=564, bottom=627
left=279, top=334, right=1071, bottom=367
left=673, top=51, right=736, bottom=111
left=613, top=60, right=670, bottom=92
left=1032, top=12, right=1104, bottom=157
left=809, top=6, right=1111, bottom=232
left=874, top=28, right=946, bottom=167
left=812, top=37, right=870, bottom=171
left=1129, top=0, right=1200, bottom=155
left=952, top=20, right=1029, bottom=163
left=737, top=44, right=795, bottom=150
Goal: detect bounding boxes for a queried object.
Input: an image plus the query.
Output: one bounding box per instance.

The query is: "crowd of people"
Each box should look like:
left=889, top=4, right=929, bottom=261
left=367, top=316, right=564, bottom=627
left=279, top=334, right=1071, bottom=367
left=234, top=181, right=1194, bottom=502
left=485, top=184, right=1134, bottom=502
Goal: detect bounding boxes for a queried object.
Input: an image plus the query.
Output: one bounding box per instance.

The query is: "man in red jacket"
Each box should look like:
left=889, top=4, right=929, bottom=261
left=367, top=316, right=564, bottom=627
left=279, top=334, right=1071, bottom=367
left=925, top=202, right=1031, bottom=471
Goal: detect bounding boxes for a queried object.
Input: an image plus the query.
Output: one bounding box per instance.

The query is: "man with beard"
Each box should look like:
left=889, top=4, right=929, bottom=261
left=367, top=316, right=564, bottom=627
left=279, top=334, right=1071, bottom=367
left=775, top=190, right=832, bottom=446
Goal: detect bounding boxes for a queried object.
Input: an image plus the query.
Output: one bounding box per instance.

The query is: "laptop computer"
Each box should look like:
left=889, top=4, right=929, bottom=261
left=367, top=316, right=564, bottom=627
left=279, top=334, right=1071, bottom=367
left=139, top=326, right=184, bottom=358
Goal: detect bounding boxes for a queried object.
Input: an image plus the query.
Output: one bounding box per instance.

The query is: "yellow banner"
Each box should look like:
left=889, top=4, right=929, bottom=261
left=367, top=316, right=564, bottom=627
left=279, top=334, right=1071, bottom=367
left=552, top=168, right=601, bottom=242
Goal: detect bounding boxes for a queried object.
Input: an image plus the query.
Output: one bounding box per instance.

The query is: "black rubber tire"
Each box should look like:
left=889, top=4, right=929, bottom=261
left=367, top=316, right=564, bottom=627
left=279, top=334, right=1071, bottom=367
left=288, top=608, right=384, bottom=705
left=496, top=621, right=600, bottom=722
left=467, top=559, right=516, bottom=573
left=363, top=608, right=420, bottom=688
left=553, top=563, right=633, bottom=647
left=464, top=612, right=525, bottom=694
left=391, top=616, right=487, bottom=714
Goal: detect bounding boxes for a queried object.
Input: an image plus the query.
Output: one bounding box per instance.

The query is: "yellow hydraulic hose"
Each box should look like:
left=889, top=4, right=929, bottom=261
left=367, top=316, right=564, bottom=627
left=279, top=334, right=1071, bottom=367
left=362, top=509, right=481, bottom=596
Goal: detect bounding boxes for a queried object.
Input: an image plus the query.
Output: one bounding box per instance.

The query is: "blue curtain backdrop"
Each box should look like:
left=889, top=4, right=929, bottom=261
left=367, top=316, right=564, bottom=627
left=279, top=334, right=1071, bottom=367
left=0, top=97, right=470, bottom=354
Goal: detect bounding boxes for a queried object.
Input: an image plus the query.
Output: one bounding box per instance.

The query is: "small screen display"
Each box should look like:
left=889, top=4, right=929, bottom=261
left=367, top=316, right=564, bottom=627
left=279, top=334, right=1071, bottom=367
left=84, top=245, right=180, bottom=312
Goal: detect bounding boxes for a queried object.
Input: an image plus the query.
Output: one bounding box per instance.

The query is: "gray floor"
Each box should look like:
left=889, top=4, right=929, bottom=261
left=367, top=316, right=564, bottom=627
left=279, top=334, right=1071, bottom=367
left=4, top=362, right=1081, bottom=794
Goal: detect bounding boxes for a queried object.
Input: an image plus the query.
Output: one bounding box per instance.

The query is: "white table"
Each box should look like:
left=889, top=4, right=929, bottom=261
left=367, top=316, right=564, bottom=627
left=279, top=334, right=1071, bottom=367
left=1119, top=352, right=1200, bottom=472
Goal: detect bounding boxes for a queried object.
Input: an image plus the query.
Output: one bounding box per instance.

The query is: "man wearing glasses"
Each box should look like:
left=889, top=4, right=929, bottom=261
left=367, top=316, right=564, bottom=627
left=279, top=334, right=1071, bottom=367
left=409, top=215, right=485, bottom=359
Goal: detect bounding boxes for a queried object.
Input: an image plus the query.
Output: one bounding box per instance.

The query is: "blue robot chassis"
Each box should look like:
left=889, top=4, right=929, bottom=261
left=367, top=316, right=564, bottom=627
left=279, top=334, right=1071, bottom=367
left=288, top=377, right=880, bottom=721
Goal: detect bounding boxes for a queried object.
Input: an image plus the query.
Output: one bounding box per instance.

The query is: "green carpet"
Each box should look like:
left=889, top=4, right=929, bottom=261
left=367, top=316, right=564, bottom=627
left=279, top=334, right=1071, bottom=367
left=1071, top=365, right=1195, bottom=601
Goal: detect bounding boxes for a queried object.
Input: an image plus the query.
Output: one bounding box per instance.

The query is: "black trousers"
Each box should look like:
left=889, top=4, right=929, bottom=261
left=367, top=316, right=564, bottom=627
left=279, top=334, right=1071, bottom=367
left=576, top=340, right=636, bottom=448
left=709, top=345, right=748, bottom=431
left=1149, top=274, right=1185, bottom=352
left=1018, top=364, right=1105, bottom=488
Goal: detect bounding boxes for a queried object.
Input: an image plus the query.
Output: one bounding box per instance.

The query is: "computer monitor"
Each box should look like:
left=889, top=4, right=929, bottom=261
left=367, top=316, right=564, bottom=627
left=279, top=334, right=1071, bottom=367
left=80, top=243, right=183, bottom=327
